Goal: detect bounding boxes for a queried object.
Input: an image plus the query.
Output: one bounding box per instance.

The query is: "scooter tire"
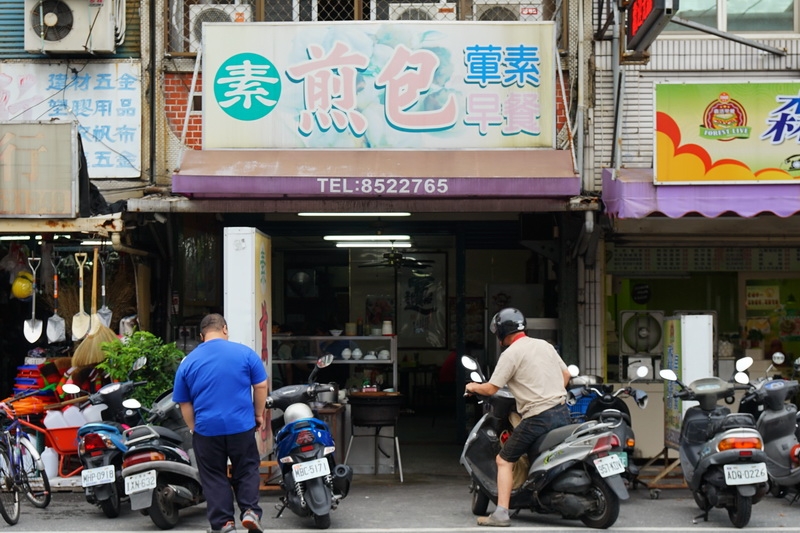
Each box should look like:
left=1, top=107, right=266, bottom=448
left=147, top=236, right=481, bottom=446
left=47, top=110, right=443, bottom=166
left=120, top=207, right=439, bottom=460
left=149, top=484, right=180, bottom=530
left=313, top=513, right=331, bottom=529
left=727, top=494, right=752, bottom=529
left=99, top=483, right=121, bottom=518
left=579, top=474, right=620, bottom=529
left=471, top=488, right=490, bottom=516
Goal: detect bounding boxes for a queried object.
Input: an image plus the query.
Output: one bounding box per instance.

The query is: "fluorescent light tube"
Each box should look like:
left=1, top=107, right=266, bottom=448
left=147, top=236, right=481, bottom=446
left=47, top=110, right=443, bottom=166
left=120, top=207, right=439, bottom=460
left=323, top=235, right=410, bottom=241
left=298, top=212, right=411, bottom=217
left=335, top=242, right=412, bottom=248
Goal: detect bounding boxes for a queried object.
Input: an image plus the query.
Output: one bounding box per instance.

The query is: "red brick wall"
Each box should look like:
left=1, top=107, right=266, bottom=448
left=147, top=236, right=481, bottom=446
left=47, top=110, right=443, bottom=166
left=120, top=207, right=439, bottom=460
left=164, top=73, right=203, bottom=150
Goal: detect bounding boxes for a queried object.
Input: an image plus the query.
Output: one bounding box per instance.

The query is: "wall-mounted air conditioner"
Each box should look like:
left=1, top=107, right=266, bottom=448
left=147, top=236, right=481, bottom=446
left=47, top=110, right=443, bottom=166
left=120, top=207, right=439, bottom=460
left=25, top=0, right=117, bottom=53
left=473, top=0, right=543, bottom=21
left=189, top=4, right=253, bottom=53
left=389, top=2, right=457, bottom=20
left=619, top=310, right=664, bottom=355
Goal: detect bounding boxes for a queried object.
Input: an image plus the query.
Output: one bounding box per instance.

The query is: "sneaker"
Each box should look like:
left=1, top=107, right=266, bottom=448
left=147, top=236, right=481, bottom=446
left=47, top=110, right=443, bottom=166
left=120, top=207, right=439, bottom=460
left=211, top=521, right=236, bottom=533
left=477, top=514, right=511, bottom=527
left=241, top=510, right=262, bottom=532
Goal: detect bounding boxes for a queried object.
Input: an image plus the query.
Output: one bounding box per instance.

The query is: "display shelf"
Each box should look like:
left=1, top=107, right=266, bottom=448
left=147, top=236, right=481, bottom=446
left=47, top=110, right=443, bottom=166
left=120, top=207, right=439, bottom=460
left=272, top=335, right=398, bottom=388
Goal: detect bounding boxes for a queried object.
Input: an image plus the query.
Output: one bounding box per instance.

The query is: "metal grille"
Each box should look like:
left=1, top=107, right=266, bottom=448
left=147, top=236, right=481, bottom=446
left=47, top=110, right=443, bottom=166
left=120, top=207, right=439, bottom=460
left=167, top=0, right=562, bottom=54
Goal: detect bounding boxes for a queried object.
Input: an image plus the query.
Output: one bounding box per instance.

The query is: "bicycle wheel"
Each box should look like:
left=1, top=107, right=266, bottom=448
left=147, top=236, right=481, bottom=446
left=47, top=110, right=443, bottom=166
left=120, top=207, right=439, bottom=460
left=17, top=437, right=50, bottom=508
left=0, top=445, right=21, bottom=525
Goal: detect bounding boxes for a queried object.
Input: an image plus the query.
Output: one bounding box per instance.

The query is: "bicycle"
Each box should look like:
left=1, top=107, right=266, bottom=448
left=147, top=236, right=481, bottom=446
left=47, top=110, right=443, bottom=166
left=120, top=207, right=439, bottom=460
left=0, top=404, right=52, bottom=524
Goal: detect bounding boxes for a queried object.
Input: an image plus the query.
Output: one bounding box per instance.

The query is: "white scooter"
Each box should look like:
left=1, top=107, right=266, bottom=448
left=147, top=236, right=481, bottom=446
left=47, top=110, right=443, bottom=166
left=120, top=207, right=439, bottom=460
left=460, top=356, right=629, bottom=529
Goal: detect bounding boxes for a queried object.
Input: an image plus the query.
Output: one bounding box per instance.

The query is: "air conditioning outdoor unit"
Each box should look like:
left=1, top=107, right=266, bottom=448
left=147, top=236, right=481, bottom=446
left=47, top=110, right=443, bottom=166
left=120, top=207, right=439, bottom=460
left=472, top=0, right=543, bottom=21
left=25, top=0, right=117, bottom=53
left=619, top=310, right=664, bottom=356
left=389, top=2, right=457, bottom=20
left=189, top=4, right=253, bottom=53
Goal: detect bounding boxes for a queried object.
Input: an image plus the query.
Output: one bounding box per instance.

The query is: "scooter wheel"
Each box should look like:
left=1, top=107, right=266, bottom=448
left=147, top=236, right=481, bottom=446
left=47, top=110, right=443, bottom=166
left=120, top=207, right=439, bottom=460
left=471, top=489, right=490, bottom=516
left=313, top=513, right=331, bottom=529
left=727, top=494, right=752, bottom=528
left=99, top=483, right=121, bottom=518
left=149, top=484, right=180, bottom=529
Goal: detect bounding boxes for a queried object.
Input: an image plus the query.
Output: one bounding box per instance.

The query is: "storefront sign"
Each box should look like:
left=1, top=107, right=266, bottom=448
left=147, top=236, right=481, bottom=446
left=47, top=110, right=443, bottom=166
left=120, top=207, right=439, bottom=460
left=203, top=22, right=556, bottom=149
left=656, top=81, right=800, bottom=185
left=0, top=62, right=142, bottom=179
left=626, top=0, right=678, bottom=52
left=0, top=121, right=78, bottom=217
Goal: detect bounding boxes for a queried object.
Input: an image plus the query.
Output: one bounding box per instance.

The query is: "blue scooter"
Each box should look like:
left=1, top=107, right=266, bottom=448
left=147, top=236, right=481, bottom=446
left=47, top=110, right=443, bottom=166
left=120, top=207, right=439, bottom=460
left=266, top=354, right=353, bottom=530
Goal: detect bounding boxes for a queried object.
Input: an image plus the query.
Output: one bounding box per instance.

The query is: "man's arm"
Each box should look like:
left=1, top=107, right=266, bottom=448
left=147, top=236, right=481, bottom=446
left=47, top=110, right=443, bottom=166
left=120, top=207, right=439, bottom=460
left=465, top=381, right=500, bottom=397
left=562, top=368, right=571, bottom=387
left=178, top=402, right=195, bottom=433
left=252, top=379, right=269, bottom=429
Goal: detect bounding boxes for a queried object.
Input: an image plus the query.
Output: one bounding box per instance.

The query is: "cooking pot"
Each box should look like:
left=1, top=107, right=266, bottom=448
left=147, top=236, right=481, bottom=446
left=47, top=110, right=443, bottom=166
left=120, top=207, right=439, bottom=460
left=317, top=382, right=339, bottom=404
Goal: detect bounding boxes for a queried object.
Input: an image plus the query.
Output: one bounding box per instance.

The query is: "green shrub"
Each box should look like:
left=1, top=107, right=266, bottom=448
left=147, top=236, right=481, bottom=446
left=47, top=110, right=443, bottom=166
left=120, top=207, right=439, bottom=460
left=97, top=331, right=185, bottom=408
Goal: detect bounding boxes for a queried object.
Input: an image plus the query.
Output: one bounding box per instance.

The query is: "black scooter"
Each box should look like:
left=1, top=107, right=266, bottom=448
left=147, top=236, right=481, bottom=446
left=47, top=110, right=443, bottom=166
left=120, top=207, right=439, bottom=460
left=460, top=356, right=629, bottom=529
left=568, top=365, right=649, bottom=488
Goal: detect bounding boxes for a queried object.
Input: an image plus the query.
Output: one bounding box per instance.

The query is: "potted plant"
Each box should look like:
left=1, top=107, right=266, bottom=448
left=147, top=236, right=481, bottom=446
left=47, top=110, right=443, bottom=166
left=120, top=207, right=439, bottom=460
left=747, top=328, right=764, bottom=348
left=97, top=331, right=185, bottom=408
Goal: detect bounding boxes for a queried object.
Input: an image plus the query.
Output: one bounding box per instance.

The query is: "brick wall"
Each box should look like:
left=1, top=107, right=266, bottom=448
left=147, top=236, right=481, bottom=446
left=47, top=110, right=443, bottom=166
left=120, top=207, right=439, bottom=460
left=164, top=73, right=203, bottom=149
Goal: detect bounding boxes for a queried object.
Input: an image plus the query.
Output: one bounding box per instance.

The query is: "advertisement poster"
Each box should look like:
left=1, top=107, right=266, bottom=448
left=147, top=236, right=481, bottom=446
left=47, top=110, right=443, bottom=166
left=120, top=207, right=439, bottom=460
left=663, top=317, right=682, bottom=450
left=655, top=81, right=800, bottom=185
left=203, top=22, right=556, bottom=149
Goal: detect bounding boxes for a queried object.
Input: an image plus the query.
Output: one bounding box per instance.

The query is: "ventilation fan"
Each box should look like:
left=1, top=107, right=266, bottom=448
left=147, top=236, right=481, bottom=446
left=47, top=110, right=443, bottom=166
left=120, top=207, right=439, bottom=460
left=189, top=4, right=253, bottom=53
left=389, top=2, right=457, bottom=20
left=286, top=269, right=318, bottom=298
left=358, top=248, right=435, bottom=270
left=472, top=0, right=543, bottom=21
left=30, top=0, right=73, bottom=42
left=619, top=310, right=664, bottom=355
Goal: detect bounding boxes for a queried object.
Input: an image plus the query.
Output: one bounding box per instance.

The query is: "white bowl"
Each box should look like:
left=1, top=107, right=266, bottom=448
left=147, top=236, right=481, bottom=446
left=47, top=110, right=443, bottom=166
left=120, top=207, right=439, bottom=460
left=329, top=329, right=343, bottom=336
left=352, top=348, right=363, bottom=360
left=341, top=348, right=352, bottom=360
left=363, top=354, right=377, bottom=360
left=378, top=349, right=390, bottom=360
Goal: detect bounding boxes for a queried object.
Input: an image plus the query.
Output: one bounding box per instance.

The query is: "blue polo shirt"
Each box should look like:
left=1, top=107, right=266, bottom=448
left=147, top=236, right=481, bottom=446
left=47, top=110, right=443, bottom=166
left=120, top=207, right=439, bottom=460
left=173, top=338, right=268, bottom=436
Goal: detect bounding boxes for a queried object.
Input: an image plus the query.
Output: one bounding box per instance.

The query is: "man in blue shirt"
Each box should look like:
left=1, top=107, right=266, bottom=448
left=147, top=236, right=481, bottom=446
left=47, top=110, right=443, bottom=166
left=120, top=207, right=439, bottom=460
left=174, top=313, right=268, bottom=533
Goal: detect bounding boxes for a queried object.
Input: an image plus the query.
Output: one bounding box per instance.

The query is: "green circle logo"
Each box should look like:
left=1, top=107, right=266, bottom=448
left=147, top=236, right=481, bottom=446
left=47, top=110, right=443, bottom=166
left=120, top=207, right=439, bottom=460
left=214, top=53, right=282, bottom=121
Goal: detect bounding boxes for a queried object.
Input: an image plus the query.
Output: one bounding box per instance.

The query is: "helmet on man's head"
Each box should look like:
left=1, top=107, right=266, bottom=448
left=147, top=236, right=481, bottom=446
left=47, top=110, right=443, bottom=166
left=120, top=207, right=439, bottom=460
left=490, top=308, right=526, bottom=341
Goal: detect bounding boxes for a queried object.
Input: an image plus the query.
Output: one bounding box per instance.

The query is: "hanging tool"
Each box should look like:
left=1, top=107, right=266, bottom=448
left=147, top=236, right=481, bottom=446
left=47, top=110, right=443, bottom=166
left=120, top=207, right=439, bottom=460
left=23, top=257, right=43, bottom=343
left=46, top=255, right=66, bottom=343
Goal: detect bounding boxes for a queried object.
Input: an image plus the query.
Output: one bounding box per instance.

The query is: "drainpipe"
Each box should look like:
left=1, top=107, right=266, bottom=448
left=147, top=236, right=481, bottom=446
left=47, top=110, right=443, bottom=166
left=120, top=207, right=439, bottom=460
left=111, top=232, right=151, bottom=256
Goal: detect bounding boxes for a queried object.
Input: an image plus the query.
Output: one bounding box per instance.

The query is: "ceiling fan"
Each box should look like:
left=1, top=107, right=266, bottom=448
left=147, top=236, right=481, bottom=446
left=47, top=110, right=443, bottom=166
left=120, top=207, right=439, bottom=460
left=358, top=246, right=435, bottom=270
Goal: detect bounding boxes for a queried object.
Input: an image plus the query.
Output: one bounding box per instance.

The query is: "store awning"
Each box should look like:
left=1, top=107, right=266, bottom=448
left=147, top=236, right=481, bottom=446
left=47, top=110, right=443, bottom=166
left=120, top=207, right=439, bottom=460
left=172, top=149, right=579, bottom=199
left=602, top=168, right=800, bottom=219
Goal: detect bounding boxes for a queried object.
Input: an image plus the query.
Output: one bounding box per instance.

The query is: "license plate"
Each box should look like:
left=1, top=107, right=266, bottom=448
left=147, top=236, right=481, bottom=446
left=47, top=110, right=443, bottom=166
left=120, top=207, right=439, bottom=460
left=724, top=463, right=768, bottom=486
left=124, top=469, right=157, bottom=495
left=611, top=451, right=628, bottom=468
left=292, top=458, right=330, bottom=482
left=81, top=465, right=115, bottom=487
left=594, top=454, right=625, bottom=478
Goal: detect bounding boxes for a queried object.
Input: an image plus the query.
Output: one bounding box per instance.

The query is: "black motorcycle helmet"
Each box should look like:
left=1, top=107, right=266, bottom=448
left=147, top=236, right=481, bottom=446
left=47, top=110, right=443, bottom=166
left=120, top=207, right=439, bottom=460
left=490, top=307, right=526, bottom=342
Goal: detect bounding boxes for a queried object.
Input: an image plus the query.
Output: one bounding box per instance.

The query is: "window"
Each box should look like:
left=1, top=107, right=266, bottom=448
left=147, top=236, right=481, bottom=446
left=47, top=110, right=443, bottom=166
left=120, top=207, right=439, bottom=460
left=664, top=0, right=796, bottom=33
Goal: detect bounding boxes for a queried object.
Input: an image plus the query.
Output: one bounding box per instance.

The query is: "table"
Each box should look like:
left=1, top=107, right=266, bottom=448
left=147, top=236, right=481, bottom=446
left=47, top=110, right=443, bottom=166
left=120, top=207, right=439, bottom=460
left=316, top=404, right=346, bottom=464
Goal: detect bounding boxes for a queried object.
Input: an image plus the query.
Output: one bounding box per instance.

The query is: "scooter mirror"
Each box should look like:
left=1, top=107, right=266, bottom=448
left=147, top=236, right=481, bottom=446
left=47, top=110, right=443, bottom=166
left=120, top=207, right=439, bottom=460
left=61, top=383, right=82, bottom=395
left=123, top=398, right=142, bottom=409
left=659, top=369, right=678, bottom=381
left=132, top=356, right=147, bottom=372
left=635, top=365, right=649, bottom=379
left=469, top=371, right=484, bottom=383
left=634, top=389, right=648, bottom=408
left=736, top=356, right=754, bottom=373
left=734, top=371, right=750, bottom=385
left=317, top=353, right=334, bottom=368
left=772, top=352, right=786, bottom=366
left=461, top=356, right=478, bottom=371
left=567, top=364, right=580, bottom=377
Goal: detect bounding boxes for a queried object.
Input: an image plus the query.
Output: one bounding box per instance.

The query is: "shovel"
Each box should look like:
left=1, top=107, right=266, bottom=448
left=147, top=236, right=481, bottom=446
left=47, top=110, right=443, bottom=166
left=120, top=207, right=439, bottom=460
left=98, top=250, right=112, bottom=327
left=46, top=257, right=66, bottom=344
left=71, top=252, right=90, bottom=341
left=23, top=257, right=43, bottom=344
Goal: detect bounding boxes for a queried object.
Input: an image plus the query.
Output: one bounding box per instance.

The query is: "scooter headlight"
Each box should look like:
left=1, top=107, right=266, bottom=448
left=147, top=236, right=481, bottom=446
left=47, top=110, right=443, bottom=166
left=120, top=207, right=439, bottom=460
left=717, top=436, right=763, bottom=452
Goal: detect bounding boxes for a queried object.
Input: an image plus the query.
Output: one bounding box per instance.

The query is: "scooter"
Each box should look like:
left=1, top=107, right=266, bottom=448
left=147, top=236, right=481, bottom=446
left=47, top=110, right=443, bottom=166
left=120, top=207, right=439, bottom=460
left=460, top=356, right=629, bottom=529
left=266, top=354, right=353, bottom=530
left=120, top=388, right=201, bottom=529
left=567, top=365, right=649, bottom=489
left=739, top=352, right=800, bottom=501
left=659, top=357, right=769, bottom=528
left=65, top=356, right=148, bottom=518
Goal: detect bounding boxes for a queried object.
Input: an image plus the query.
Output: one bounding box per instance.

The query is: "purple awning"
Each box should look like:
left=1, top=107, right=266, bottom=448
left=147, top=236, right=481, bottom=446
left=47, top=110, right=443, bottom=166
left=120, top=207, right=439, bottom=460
left=602, top=168, right=800, bottom=219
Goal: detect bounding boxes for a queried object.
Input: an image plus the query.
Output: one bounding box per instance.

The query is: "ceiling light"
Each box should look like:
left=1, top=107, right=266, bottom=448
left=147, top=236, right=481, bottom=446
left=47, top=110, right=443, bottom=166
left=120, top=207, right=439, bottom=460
left=335, top=242, right=412, bottom=248
left=324, top=235, right=410, bottom=241
left=298, top=212, right=411, bottom=217
left=0, top=235, right=31, bottom=241
left=80, top=240, right=105, bottom=246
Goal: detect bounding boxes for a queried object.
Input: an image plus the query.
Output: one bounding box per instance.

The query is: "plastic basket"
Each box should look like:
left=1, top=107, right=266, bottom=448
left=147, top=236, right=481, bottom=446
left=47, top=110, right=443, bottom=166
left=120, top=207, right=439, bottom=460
left=568, top=392, right=598, bottom=422
left=46, top=426, right=80, bottom=455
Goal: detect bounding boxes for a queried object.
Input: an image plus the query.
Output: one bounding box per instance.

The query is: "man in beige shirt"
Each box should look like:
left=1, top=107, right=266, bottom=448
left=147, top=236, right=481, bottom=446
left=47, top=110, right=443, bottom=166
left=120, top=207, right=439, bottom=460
left=465, top=308, right=571, bottom=527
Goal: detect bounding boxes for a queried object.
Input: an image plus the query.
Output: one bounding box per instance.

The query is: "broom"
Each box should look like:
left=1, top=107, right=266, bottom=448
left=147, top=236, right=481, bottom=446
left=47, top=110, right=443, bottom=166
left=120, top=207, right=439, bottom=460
left=72, top=247, right=118, bottom=367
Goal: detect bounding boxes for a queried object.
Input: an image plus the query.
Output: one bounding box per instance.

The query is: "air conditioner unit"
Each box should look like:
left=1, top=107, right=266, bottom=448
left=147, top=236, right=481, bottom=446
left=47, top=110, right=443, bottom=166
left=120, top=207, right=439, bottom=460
left=189, top=4, right=253, bottom=53
left=24, top=0, right=117, bottom=53
left=619, top=310, right=664, bottom=355
left=389, top=2, right=457, bottom=20
left=473, top=0, right=543, bottom=21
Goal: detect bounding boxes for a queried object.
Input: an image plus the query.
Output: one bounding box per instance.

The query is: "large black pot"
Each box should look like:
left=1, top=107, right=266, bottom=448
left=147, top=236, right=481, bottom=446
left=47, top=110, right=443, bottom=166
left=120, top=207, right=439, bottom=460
left=348, top=393, right=404, bottom=427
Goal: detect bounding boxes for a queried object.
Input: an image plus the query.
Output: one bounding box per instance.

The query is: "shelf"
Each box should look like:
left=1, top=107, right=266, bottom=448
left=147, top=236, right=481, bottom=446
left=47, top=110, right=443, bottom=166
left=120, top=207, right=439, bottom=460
left=274, top=359, right=394, bottom=364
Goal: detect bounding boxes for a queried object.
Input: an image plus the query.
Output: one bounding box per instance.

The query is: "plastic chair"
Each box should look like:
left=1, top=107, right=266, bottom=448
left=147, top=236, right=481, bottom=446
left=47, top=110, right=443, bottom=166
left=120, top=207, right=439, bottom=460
left=344, top=394, right=404, bottom=482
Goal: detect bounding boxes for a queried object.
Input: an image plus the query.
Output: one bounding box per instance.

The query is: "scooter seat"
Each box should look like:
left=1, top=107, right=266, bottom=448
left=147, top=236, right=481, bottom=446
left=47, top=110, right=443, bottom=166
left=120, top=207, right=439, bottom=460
left=531, top=424, right=582, bottom=455
left=588, top=410, right=631, bottom=425
left=127, top=424, right=184, bottom=445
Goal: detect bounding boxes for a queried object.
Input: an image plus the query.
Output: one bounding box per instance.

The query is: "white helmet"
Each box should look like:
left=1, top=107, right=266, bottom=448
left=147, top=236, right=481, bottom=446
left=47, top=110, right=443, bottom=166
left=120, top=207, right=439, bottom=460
left=283, top=403, right=313, bottom=424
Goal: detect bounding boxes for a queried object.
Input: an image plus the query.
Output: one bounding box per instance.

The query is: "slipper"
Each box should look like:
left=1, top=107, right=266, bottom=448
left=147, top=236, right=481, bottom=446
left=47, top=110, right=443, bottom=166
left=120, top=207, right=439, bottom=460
left=477, top=514, right=511, bottom=527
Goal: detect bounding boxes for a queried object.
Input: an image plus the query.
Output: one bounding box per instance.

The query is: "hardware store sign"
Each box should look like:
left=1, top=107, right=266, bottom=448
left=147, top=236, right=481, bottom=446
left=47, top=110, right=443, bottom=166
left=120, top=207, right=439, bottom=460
left=203, top=22, right=556, bottom=149
left=656, top=81, right=800, bottom=185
